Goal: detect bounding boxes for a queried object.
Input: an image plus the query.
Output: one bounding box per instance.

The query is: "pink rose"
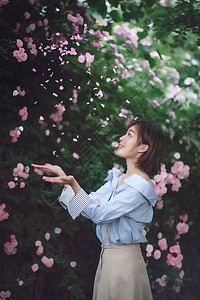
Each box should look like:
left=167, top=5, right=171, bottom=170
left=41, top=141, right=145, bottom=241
left=4, top=242, right=17, bottom=255
left=70, top=261, right=77, bottom=268
left=176, top=222, right=189, bottom=235
left=31, top=263, right=39, bottom=272
left=35, top=240, right=42, bottom=247
left=174, top=152, right=181, bottom=159
left=78, top=54, right=85, bottom=63
left=170, top=245, right=181, bottom=254
left=0, top=0, right=9, bottom=6
left=8, top=181, right=15, bottom=189
left=45, top=232, right=50, bottom=241
left=158, top=238, right=168, bottom=251
left=24, top=12, right=30, bottom=19
left=179, top=214, right=188, bottom=222
left=16, top=39, right=23, bottom=48
left=154, top=250, right=161, bottom=260
left=20, top=182, right=25, bottom=188
left=41, top=256, right=54, bottom=268
left=37, top=20, right=43, bottom=26
left=85, top=52, right=94, bottom=67
left=36, top=245, right=44, bottom=255
left=146, top=244, right=153, bottom=257
left=9, top=127, right=21, bottom=142
left=155, top=274, right=167, bottom=287
left=54, top=227, right=62, bottom=234
left=0, top=204, right=9, bottom=221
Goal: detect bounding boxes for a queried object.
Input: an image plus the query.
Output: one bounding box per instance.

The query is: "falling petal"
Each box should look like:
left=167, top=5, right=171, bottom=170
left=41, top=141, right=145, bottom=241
left=73, top=152, right=79, bottom=159
left=13, top=90, right=19, bottom=96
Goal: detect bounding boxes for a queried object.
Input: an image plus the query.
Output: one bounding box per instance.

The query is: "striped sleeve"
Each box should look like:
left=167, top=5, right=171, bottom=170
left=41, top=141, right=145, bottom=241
left=58, top=185, right=75, bottom=209
left=68, top=189, right=91, bottom=220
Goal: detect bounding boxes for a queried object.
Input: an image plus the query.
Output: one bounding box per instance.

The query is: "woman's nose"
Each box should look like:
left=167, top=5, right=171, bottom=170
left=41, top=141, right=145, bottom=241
left=119, top=135, right=124, bottom=142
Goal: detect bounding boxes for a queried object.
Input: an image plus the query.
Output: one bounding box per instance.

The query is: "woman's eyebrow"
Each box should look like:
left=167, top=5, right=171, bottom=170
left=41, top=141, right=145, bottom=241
left=128, top=129, right=135, bottom=134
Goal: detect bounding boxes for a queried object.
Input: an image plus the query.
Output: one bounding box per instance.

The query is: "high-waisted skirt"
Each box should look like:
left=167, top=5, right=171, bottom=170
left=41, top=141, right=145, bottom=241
left=92, top=244, right=153, bottom=300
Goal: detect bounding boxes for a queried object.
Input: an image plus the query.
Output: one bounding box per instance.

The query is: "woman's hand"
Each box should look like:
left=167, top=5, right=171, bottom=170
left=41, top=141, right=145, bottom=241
left=31, top=163, right=81, bottom=193
left=31, top=163, right=66, bottom=177
left=42, top=175, right=75, bottom=185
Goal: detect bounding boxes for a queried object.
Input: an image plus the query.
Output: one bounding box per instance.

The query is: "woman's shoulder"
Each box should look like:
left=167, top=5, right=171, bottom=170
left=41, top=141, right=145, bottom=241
left=124, top=174, right=158, bottom=207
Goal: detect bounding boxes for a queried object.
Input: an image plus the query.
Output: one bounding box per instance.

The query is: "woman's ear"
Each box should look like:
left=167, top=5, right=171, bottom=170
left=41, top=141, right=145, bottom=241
left=139, top=144, right=149, bottom=153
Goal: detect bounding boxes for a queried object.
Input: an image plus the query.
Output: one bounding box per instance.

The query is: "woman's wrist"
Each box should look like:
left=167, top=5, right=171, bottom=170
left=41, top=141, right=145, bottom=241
left=70, top=178, right=82, bottom=195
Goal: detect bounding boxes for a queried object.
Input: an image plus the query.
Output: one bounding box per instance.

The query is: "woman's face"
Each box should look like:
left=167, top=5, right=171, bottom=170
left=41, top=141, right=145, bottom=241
left=115, top=125, right=146, bottom=160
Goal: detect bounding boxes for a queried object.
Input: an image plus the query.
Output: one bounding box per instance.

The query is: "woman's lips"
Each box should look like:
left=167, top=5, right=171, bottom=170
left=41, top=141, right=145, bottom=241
left=118, top=144, right=124, bottom=149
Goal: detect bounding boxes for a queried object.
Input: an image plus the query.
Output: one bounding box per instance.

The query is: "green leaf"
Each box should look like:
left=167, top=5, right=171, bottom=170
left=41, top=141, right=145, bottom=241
left=108, top=0, right=120, bottom=7
left=110, top=9, right=123, bottom=22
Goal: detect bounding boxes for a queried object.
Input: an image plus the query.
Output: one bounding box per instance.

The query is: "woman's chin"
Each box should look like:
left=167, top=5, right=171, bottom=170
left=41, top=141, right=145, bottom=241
left=114, top=149, right=124, bottom=157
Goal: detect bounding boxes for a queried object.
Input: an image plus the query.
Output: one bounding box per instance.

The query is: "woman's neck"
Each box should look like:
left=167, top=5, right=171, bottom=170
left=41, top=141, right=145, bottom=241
left=125, top=160, right=148, bottom=178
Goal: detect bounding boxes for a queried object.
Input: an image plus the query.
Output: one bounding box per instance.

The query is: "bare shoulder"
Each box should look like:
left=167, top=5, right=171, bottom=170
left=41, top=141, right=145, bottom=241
left=143, top=176, right=154, bottom=188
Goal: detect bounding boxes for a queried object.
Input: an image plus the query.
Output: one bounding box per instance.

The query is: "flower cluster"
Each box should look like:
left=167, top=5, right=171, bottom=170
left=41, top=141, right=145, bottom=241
left=19, top=106, right=28, bottom=121
left=9, top=127, right=21, bottom=143
left=31, top=228, right=61, bottom=272
left=167, top=245, right=183, bottom=269
left=49, top=103, right=65, bottom=123
left=0, top=204, right=9, bottom=221
left=0, top=0, right=9, bottom=7
left=35, top=240, right=44, bottom=256
left=113, top=23, right=139, bottom=48
left=155, top=274, right=167, bottom=287
left=8, top=163, right=29, bottom=189
left=4, top=235, right=18, bottom=255
left=13, top=86, right=26, bottom=97
left=13, top=39, right=28, bottom=62
left=153, top=154, right=190, bottom=209
left=24, top=37, right=37, bottom=56
left=0, top=291, right=11, bottom=300
left=41, top=256, right=54, bottom=268
left=78, top=52, right=95, bottom=67
left=145, top=213, right=189, bottom=292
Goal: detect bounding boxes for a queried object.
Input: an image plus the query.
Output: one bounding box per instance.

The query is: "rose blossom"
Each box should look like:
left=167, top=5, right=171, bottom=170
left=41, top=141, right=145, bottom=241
left=45, top=232, right=50, bottom=241
left=70, top=261, right=77, bottom=268
left=158, top=238, right=168, bottom=251
left=176, top=222, right=189, bottom=235
left=31, top=264, right=39, bottom=272
left=154, top=250, right=161, bottom=260
left=54, top=227, right=62, bottom=234
left=41, top=256, right=54, bottom=268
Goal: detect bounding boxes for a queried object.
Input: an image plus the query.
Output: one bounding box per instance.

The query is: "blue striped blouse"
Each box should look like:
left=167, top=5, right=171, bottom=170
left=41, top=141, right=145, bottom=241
left=59, top=171, right=158, bottom=245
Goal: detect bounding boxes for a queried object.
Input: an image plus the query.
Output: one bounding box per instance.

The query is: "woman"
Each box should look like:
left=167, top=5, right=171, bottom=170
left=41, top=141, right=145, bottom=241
left=32, top=120, right=165, bottom=300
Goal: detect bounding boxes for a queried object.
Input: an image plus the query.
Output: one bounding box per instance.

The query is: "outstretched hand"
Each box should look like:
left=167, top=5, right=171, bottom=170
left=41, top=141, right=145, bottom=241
left=42, top=175, right=74, bottom=185
left=31, top=163, right=81, bottom=193
left=31, top=163, right=66, bottom=176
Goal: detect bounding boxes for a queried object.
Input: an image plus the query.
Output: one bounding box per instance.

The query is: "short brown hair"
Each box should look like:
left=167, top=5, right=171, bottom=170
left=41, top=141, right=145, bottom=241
left=126, top=120, right=165, bottom=176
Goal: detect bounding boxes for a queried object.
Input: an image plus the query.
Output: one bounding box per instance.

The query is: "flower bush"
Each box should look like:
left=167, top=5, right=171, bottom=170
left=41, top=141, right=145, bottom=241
left=0, top=0, right=200, bottom=299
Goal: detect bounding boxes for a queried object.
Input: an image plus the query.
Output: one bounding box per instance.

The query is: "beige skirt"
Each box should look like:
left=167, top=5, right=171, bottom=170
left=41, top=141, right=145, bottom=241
left=92, top=244, right=153, bottom=300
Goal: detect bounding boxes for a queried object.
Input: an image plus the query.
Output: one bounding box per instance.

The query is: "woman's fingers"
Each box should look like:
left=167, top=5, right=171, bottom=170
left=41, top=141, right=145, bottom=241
left=42, top=176, right=67, bottom=184
left=31, top=163, right=56, bottom=174
left=31, top=164, right=44, bottom=168
left=42, top=175, right=74, bottom=185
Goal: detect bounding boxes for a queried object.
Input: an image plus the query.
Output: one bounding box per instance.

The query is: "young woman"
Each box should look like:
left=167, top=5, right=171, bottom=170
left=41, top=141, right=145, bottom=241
left=32, top=120, right=165, bottom=300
